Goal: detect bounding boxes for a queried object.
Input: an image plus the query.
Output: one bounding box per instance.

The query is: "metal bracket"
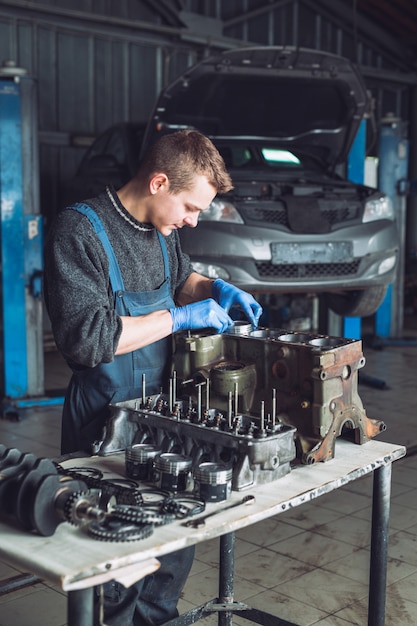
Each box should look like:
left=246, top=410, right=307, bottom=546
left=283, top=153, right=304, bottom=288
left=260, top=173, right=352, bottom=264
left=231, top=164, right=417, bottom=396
left=203, top=600, right=250, bottom=612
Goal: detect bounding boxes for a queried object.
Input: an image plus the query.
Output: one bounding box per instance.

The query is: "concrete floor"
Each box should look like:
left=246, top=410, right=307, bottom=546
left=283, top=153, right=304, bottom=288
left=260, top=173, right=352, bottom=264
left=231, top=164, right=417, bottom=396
left=0, top=323, right=417, bottom=625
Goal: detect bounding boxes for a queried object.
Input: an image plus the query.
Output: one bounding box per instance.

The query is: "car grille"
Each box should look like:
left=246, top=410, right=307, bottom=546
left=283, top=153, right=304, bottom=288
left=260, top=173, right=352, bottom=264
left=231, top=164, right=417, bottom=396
left=243, top=206, right=288, bottom=226
left=255, top=259, right=361, bottom=279
left=241, top=203, right=360, bottom=228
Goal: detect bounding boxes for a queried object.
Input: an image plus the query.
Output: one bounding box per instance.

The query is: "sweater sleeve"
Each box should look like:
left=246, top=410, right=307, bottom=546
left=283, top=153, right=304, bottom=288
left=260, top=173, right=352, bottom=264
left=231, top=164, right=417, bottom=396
left=44, top=211, right=122, bottom=368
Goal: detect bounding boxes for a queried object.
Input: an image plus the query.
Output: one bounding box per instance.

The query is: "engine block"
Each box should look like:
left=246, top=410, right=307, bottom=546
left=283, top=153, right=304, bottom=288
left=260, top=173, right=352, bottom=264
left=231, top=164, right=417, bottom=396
left=170, top=326, right=386, bottom=464
left=94, top=325, right=385, bottom=491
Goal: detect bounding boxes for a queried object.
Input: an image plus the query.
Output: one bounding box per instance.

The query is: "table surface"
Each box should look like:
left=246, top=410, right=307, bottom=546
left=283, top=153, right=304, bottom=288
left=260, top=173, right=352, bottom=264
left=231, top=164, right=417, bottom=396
left=0, top=439, right=406, bottom=591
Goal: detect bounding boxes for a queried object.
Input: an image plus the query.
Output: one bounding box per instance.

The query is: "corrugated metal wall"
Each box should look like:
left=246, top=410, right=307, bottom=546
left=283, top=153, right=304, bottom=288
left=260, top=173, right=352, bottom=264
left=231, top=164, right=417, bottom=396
left=0, top=0, right=201, bottom=221
left=0, top=0, right=414, bottom=223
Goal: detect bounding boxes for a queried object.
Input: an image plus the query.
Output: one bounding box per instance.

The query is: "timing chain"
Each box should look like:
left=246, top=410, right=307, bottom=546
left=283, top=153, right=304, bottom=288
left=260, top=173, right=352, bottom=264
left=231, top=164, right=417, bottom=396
left=56, top=464, right=144, bottom=507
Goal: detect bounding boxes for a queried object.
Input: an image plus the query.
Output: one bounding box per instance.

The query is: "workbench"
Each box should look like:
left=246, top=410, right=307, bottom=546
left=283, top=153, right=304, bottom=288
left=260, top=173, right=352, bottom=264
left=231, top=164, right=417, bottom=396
left=0, top=439, right=406, bottom=626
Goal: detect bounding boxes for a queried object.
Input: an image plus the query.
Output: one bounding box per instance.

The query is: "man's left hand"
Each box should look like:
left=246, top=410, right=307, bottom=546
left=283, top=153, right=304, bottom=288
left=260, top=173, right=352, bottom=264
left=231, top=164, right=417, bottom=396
left=212, top=279, right=262, bottom=329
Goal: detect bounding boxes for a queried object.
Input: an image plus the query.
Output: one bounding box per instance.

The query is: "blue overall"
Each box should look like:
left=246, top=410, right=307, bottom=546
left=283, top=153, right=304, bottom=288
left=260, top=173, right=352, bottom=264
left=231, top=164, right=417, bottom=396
left=61, top=203, right=173, bottom=455
left=62, top=203, right=194, bottom=626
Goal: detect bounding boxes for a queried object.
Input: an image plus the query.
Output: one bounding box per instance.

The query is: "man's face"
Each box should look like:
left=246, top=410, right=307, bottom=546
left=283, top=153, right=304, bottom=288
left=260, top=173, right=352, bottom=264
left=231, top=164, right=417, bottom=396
left=150, top=174, right=217, bottom=237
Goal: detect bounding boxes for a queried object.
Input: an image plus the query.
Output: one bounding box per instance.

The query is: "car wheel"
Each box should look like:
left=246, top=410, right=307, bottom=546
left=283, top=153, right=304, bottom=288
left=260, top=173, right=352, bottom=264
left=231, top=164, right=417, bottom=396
left=324, top=285, right=388, bottom=318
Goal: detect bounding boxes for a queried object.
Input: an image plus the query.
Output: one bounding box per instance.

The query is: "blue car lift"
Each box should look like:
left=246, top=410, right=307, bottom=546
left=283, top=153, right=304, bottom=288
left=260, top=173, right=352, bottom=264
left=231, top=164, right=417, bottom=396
left=333, top=116, right=414, bottom=389
left=343, top=116, right=412, bottom=344
left=0, top=62, right=64, bottom=417
left=371, top=115, right=416, bottom=347
left=324, top=120, right=366, bottom=341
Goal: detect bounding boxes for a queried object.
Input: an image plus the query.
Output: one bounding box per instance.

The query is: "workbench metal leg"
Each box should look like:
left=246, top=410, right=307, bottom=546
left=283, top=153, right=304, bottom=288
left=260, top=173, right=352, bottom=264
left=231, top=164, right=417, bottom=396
left=368, top=462, right=392, bottom=626
left=219, top=532, right=235, bottom=626
left=68, top=587, right=94, bottom=626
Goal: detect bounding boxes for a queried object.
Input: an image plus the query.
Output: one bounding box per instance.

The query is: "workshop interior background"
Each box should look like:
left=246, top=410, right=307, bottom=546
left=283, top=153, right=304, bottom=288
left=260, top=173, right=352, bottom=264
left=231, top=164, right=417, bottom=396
left=1, top=1, right=417, bottom=625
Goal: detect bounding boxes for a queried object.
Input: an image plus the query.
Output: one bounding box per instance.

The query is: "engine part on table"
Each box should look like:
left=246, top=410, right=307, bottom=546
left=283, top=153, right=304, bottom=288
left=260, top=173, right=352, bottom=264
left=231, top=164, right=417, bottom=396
left=86, top=495, right=206, bottom=542
left=0, top=450, right=39, bottom=516
left=63, top=490, right=104, bottom=526
left=170, top=327, right=385, bottom=464
left=183, top=494, right=255, bottom=529
left=125, top=444, right=162, bottom=481
left=109, top=504, right=176, bottom=526
left=57, top=469, right=206, bottom=521
left=87, top=516, right=154, bottom=542
left=95, top=388, right=297, bottom=491
left=193, top=462, right=233, bottom=503
left=0, top=445, right=211, bottom=542
left=160, top=494, right=205, bottom=519
left=152, top=453, right=193, bottom=493
left=26, top=474, right=93, bottom=536
left=15, top=457, right=66, bottom=528
left=57, top=466, right=144, bottom=508
left=0, top=446, right=103, bottom=536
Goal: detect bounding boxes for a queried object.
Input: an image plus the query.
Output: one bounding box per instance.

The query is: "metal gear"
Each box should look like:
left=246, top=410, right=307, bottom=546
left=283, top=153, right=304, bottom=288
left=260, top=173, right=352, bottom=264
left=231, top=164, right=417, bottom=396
left=63, top=489, right=104, bottom=526
left=87, top=515, right=153, bottom=542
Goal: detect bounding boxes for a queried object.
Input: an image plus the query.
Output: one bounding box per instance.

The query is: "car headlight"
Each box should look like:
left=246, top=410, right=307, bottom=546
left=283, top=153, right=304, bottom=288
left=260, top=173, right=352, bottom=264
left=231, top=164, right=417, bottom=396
left=363, top=193, right=394, bottom=223
left=378, top=255, right=396, bottom=275
left=199, top=199, right=244, bottom=223
left=191, top=262, right=230, bottom=280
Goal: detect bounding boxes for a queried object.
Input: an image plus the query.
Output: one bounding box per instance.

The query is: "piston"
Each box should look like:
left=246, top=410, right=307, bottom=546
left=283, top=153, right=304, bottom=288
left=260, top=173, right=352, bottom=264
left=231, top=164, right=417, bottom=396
left=193, top=462, right=232, bottom=502
left=152, top=453, right=192, bottom=492
left=125, top=444, right=161, bottom=480
left=226, top=321, right=253, bottom=336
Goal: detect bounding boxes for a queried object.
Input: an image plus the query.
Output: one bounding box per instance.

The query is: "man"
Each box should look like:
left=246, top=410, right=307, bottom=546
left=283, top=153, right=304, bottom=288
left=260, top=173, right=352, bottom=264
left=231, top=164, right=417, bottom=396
left=44, top=129, right=262, bottom=625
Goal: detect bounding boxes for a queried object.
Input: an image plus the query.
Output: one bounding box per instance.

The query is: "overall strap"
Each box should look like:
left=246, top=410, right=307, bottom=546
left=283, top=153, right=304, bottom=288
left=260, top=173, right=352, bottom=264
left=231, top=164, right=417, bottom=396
left=157, top=232, right=171, bottom=282
left=66, top=202, right=125, bottom=293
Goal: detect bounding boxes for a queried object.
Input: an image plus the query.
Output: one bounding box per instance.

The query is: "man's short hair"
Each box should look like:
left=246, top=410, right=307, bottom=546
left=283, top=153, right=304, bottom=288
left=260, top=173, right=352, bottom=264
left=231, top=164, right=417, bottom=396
left=138, top=130, right=233, bottom=195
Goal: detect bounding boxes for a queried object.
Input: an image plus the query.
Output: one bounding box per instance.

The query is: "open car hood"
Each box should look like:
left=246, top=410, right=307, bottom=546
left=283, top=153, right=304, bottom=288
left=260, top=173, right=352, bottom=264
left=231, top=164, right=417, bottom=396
left=144, top=46, right=369, bottom=168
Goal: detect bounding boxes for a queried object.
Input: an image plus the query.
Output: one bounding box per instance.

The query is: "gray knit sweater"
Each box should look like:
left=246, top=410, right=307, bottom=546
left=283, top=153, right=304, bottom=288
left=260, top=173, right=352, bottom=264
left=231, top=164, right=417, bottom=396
left=44, top=186, right=193, bottom=369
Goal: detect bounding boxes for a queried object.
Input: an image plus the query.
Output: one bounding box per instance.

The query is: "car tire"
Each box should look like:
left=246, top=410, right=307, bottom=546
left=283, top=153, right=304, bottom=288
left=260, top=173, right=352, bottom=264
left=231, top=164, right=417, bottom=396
left=324, top=285, right=388, bottom=318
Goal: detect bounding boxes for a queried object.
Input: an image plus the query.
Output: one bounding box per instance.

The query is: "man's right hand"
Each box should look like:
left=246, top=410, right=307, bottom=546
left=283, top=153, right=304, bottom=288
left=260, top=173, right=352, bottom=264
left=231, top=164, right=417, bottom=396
left=170, top=299, right=233, bottom=333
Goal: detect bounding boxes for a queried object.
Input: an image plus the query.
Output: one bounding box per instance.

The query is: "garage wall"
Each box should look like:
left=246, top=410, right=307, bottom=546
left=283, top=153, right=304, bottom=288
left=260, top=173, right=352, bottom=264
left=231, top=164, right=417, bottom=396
left=0, top=0, right=414, bottom=223
left=0, top=0, right=200, bottom=221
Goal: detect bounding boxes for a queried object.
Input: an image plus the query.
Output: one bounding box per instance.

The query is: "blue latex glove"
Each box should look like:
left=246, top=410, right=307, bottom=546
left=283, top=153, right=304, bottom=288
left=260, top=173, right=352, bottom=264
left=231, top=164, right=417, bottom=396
left=212, top=279, right=262, bottom=329
left=170, top=299, right=233, bottom=334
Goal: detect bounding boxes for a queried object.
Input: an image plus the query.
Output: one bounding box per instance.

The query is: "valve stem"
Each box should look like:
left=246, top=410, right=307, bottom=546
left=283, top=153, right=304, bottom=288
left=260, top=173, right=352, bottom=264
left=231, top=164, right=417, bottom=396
left=142, top=373, right=146, bottom=407
left=169, top=378, right=173, bottom=413
left=197, top=382, right=203, bottom=422
left=234, top=382, right=239, bottom=417
left=206, top=378, right=210, bottom=412
left=228, top=391, right=233, bottom=429
left=173, top=370, right=177, bottom=406
left=272, top=388, right=277, bottom=428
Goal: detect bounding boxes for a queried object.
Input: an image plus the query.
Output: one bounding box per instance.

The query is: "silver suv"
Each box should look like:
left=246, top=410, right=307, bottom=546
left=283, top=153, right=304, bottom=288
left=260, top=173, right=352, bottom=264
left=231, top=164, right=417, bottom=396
left=142, top=46, right=398, bottom=317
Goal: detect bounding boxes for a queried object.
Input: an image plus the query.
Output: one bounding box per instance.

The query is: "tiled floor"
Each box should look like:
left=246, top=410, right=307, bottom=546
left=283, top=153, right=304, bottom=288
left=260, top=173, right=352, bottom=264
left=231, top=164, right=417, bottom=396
left=1, top=325, right=417, bottom=626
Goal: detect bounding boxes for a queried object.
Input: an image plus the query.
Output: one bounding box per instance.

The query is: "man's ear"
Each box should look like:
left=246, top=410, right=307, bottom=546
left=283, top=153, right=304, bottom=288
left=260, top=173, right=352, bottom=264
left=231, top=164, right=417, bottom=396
left=149, top=173, right=169, bottom=195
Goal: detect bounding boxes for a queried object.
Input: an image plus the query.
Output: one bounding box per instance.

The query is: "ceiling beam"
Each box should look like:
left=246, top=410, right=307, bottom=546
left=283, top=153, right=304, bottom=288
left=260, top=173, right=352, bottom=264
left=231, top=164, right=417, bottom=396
left=358, top=0, right=417, bottom=45
left=224, top=0, right=294, bottom=28
left=139, top=0, right=187, bottom=28
left=306, top=0, right=414, bottom=69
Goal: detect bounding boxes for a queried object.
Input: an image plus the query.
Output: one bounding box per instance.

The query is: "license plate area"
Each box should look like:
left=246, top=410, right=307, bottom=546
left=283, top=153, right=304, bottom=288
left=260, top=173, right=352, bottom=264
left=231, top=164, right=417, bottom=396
left=271, top=242, right=353, bottom=264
